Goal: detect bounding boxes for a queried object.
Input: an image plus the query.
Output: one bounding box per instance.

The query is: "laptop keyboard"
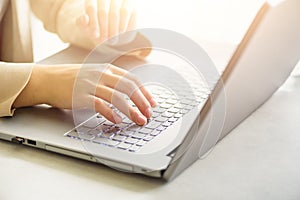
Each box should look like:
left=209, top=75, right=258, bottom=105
left=64, top=61, right=220, bottom=153
left=65, top=83, right=210, bottom=153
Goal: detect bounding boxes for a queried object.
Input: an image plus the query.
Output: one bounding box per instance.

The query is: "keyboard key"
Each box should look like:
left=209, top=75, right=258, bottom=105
left=168, top=107, right=180, bottom=113
left=185, top=104, right=195, bottom=110
left=88, top=129, right=100, bottom=136
left=152, top=112, right=160, bottom=118
left=190, top=100, right=200, bottom=106
left=168, top=117, right=179, bottom=123
left=99, top=132, right=115, bottom=139
left=159, top=93, right=172, bottom=99
left=156, top=125, right=167, bottom=132
left=151, top=89, right=161, bottom=96
left=180, top=109, right=189, bottom=114
left=150, top=130, right=161, bottom=136
left=119, top=130, right=135, bottom=137
left=102, top=121, right=115, bottom=126
left=160, top=103, right=173, bottom=109
left=174, top=103, right=184, bottom=109
left=166, top=99, right=178, bottom=105
left=115, top=121, right=130, bottom=129
left=83, top=117, right=105, bottom=128
left=155, top=116, right=168, bottom=122
left=117, top=142, right=132, bottom=150
left=136, top=140, right=147, bottom=146
left=107, top=126, right=122, bottom=134
left=66, top=77, right=209, bottom=153
left=73, top=132, right=95, bottom=141
left=174, top=113, right=183, bottom=118
left=143, top=135, right=154, bottom=141
left=93, top=137, right=120, bottom=147
left=162, top=121, right=173, bottom=127
left=153, top=106, right=166, bottom=113
left=162, top=111, right=174, bottom=118
left=139, top=128, right=153, bottom=135
left=156, top=97, right=166, bottom=104
left=128, top=145, right=141, bottom=152
left=96, top=124, right=111, bottom=133
left=131, top=132, right=146, bottom=139
left=195, top=98, right=205, bottom=104
left=201, top=94, right=209, bottom=99
left=146, top=121, right=161, bottom=129
left=181, top=98, right=195, bottom=105
left=125, top=137, right=139, bottom=144
left=127, top=125, right=141, bottom=132
left=112, top=134, right=127, bottom=141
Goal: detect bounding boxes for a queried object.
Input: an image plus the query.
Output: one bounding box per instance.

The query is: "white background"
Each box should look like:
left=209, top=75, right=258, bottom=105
left=31, top=0, right=265, bottom=61
left=31, top=0, right=299, bottom=73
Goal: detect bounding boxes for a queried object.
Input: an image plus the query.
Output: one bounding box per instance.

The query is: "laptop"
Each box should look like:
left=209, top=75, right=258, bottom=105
left=0, top=0, right=299, bottom=181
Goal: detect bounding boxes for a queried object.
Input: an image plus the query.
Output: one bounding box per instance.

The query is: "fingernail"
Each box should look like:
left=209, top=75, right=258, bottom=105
left=150, top=98, right=157, bottom=107
left=137, top=114, right=147, bottom=125
left=145, top=107, right=153, bottom=118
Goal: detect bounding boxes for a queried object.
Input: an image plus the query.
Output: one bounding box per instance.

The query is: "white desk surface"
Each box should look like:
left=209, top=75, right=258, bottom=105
left=1, top=47, right=300, bottom=200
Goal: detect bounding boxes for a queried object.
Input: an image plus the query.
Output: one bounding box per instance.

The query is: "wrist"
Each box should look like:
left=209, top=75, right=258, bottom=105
left=13, top=65, right=48, bottom=108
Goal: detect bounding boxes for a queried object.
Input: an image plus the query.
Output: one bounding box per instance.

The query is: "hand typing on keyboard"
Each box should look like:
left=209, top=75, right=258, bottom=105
left=66, top=83, right=208, bottom=152
left=14, top=64, right=156, bottom=126
left=75, top=64, right=158, bottom=125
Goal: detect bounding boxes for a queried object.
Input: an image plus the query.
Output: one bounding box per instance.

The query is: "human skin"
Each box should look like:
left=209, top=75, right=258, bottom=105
left=12, top=0, right=155, bottom=125
left=13, top=64, right=156, bottom=126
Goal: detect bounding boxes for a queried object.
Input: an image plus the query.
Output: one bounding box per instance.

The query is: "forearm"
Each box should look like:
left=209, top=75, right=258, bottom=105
left=13, top=64, right=79, bottom=109
left=11, top=64, right=155, bottom=125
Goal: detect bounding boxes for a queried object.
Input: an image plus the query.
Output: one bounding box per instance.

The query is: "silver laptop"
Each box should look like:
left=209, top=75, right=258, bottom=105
left=0, top=0, right=299, bottom=181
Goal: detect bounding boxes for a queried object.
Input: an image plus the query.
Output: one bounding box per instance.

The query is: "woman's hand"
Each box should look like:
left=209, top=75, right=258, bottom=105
left=76, top=0, right=137, bottom=45
left=49, top=0, right=151, bottom=60
left=13, top=64, right=156, bottom=126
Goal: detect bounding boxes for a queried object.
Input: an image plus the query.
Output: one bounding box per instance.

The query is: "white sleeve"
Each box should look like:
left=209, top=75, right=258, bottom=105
left=0, top=62, right=32, bottom=116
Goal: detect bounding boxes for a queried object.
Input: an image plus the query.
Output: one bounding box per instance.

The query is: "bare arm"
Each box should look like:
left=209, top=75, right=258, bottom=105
left=12, top=64, right=156, bottom=125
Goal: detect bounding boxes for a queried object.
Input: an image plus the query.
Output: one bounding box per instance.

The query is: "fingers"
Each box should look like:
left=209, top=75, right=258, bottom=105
left=97, top=0, right=109, bottom=42
left=77, top=0, right=136, bottom=44
left=99, top=71, right=153, bottom=118
left=119, top=0, right=132, bottom=33
left=76, top=14, right=89, bottom=37
left=79, top=64, right=155, bottom=125
left=108, top=0, right=122, bottom=42
left=94, top=85, right=147, bottom=125
left=85, top=0, right=100, bottom=38
left=108, top=66, right=157, bottom=107
left=126, top=8, right=136, bottom=32
left=90, top=64, right=155, bottom=125
left=92, top=95, right=123, bottom=124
